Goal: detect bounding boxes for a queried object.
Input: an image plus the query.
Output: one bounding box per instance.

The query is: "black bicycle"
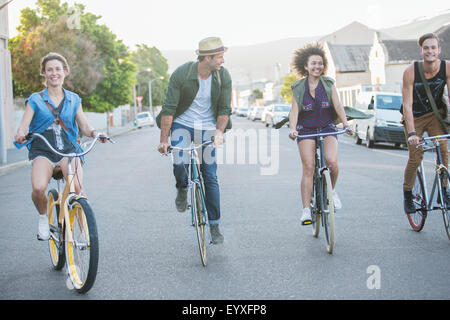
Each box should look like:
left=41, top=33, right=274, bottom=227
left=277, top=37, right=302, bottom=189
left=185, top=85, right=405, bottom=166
left=408, top=134, right=450, bottom=240
left=294, top=128, right=349, bottom=254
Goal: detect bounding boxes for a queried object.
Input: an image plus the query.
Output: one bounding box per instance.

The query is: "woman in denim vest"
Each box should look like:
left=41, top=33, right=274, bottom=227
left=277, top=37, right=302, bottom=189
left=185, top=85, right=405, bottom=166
left=288, top=43, right=351, bottom=225
left=14, top=52, right=106, bottom=240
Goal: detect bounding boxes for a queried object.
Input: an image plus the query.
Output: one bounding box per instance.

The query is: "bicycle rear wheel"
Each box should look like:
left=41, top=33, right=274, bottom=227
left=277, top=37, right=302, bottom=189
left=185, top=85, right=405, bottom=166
left=65, top=198, right=99, bottom=293
left=440, top=169, right=450, bottom=241
left=320, top=170, right=335, bottom=254
left=407, top=169, right=427, bottom=231
left=192, top=183, right=207, bottom=267
left=48, top=189, right=65, bottom=270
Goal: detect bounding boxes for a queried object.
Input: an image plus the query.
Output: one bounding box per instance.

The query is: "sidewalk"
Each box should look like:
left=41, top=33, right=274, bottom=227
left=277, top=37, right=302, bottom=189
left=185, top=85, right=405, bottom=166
left=0, top=123, right=136, bottom=174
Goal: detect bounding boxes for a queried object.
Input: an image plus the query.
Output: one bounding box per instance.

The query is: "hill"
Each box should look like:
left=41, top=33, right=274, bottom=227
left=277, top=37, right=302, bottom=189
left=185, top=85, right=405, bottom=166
left=161, top=11, right=450, bottom=85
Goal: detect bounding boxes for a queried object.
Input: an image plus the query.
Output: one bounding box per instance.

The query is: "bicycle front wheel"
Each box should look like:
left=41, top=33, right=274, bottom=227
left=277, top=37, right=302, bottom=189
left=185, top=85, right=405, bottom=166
left=311, top=177, right=320, bottom=238
left=65, top=198, right=99, bottom=293
left=192, top=183, right=207, bottom=267
left=407, top=169, right=427, bottom=231
left=440, top=169, right=450, bottom=241
left=320, top=170, right=335, bottom=254
left=48, top=189, right=65, bottom=270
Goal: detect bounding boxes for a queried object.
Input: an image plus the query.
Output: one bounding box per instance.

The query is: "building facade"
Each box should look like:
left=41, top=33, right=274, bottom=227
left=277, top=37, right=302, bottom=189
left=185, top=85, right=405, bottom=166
left=1, top=1, right=15, bottom=159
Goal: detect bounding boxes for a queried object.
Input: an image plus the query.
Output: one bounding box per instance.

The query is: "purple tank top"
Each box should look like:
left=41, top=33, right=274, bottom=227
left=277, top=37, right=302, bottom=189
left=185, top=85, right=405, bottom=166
left=297, top=80, right=334, bottom=129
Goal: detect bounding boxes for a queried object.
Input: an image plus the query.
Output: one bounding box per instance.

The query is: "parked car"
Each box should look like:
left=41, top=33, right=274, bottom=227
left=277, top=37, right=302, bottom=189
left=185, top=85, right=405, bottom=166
left=136, top=111, right=154, bottom=128
left=236, top=107, right=249, bottom=117
left=247, top=105, right=256, bottom=119
left=353, top=92, right=406, bottom=148
left=262, top=104, right=290, bottom=127
left=249, top=106, right=265, bottom=121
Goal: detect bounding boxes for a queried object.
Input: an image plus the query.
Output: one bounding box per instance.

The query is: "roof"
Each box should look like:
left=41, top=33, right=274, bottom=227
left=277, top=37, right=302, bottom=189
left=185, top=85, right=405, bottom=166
left=327, top=44, right=371, bottom=72
left=319, top=21, right=393, bottom=45
left=381, top=23, right=450, bottom=62
left=381, top=40, right=421, bottom=63
left=436, top=24, right=450, bottom=60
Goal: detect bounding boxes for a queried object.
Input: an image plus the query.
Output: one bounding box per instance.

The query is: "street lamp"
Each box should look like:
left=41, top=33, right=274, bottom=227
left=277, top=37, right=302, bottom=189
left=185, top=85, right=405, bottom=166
left=148, top=76, right=164, bottom=119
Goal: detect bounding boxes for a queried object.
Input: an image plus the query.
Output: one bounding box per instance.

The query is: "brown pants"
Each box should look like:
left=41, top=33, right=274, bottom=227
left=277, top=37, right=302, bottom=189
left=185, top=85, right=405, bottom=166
left=403, top=112, right=448, bottom=191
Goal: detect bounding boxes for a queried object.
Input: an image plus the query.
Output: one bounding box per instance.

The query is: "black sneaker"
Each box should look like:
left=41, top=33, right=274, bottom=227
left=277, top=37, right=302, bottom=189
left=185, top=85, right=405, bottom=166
left=404, top=190, right=416, bottom=214
left=175, top=188, right=188, bottom=212
left=210, top=225, right=224, bottom=244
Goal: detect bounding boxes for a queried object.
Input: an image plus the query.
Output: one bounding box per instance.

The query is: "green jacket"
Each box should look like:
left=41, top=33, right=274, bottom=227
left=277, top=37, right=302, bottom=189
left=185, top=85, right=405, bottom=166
left=156, top=61, right=232, bottom=130
left=292, top=76, right=339, bottom=124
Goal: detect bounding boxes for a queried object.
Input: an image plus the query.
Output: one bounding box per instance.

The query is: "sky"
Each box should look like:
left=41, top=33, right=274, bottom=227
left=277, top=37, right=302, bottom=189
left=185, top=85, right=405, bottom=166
left=6, top=0, right=450, bottom=51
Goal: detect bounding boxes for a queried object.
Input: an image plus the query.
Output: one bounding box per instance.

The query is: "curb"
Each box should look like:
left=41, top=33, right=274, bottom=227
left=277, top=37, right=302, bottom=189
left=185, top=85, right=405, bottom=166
left=0, top=160, right=30, bottom=175
left=0, top=126, right=136, bottom=175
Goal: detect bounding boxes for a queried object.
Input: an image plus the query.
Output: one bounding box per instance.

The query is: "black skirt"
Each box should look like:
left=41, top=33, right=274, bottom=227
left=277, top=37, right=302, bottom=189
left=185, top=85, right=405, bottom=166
left=29, top=124, right=77, bottom=163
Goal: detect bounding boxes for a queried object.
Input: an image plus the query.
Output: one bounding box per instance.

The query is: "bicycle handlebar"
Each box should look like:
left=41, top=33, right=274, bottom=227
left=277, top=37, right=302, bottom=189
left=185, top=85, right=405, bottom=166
left=416, top=134, right=450, bottom=149
left=168, top=140, right=214, bottom=154
left=293, top=128, right=350, bottom=139
left=25, top=132, right=114, bottom=158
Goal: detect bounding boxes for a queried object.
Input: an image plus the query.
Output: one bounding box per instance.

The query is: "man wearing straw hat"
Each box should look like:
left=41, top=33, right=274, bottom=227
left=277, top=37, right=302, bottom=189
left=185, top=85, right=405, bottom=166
left=157, top=37, right=232, bottom=244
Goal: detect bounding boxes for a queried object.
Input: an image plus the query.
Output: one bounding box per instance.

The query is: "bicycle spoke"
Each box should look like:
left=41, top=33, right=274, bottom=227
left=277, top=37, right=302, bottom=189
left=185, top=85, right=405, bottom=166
left=47, top=189, right=65, bottom=270
left=407, top=167, right=428, bottom=231
left=192, top=184, right=207, bottom=267
left=65, top=199, right=99, bottom=293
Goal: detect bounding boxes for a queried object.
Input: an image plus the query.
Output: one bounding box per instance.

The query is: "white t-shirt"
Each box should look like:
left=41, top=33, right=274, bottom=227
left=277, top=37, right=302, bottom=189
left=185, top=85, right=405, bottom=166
left=174, top=74, right=217, bottom=130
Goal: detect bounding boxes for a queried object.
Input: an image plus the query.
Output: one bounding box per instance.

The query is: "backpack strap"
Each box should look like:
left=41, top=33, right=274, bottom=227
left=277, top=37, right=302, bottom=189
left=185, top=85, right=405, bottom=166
left=39, top=91, right=69, bottom=132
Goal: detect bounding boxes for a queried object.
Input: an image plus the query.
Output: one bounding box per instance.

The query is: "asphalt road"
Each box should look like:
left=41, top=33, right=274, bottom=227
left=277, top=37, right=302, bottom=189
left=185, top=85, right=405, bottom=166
left=1, top=116, right=449, bottom=300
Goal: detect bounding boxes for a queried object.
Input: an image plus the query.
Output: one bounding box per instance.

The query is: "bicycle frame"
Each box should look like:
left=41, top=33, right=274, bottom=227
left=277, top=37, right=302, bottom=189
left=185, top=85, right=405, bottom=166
left=417, top=135, right=450, bottom=213
left=51, top=157, right=83, bottom=247
left=315, top=135, right=328, bottom=182
left=170, top=140, right=212, bottom=226
left=188, top=144, right=208, bottom=226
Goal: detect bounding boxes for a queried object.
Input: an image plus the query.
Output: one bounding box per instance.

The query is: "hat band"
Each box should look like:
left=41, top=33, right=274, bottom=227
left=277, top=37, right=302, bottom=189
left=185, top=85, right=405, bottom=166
left=198, top=46, right=225, bottom=55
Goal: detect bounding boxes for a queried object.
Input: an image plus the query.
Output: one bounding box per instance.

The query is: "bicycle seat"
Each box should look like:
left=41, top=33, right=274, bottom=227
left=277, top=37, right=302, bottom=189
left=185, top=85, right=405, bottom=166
left=52, top=167, right=64, bottom=180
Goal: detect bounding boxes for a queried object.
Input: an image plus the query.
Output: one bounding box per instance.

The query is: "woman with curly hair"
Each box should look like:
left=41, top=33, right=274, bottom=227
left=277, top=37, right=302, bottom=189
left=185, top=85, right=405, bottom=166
left=288, top=43, right=351, bottom=225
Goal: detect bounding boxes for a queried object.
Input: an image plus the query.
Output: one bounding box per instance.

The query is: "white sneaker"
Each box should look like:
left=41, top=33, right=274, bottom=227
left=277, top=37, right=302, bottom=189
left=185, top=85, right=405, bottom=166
left=300, top=208, right=312, bottom=225
left=37, top=214, right=50, bottom=241
left=333, top=190, right=342, bottom=210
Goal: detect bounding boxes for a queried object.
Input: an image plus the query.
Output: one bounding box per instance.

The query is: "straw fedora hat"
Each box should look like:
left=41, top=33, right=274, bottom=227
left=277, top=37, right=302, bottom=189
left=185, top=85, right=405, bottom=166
left=195, top=37, right=228, bottom=56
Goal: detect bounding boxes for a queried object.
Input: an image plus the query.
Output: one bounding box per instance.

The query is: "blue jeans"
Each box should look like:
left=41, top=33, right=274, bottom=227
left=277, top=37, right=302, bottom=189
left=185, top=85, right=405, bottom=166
left=171, top=122, right=221, bottom=225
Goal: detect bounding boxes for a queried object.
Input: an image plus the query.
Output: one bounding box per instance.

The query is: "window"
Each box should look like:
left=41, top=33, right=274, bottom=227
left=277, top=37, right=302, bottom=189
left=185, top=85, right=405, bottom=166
left=376, top=95, right=402, bottom=110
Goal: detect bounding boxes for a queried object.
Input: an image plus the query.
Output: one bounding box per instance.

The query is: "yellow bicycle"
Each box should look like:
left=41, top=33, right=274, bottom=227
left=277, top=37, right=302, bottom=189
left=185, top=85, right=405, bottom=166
left=26, top=132, right=113, bottom=293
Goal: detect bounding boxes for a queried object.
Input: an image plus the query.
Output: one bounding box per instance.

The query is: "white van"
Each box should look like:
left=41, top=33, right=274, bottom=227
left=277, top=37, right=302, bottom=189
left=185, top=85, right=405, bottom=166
left=353, top=92, right=406, bottom=148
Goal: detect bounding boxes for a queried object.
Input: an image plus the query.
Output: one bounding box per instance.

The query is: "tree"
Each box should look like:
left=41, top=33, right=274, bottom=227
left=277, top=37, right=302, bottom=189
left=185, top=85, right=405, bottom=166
left=10, top=16, right=103, bottom=98
left=9, top=0, right=136, bottom=113
left=129, top=44, right=169, bottom=108
left=280, top=73, right=298, bottom=103
left=252, top=89, right=263, bottom=99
